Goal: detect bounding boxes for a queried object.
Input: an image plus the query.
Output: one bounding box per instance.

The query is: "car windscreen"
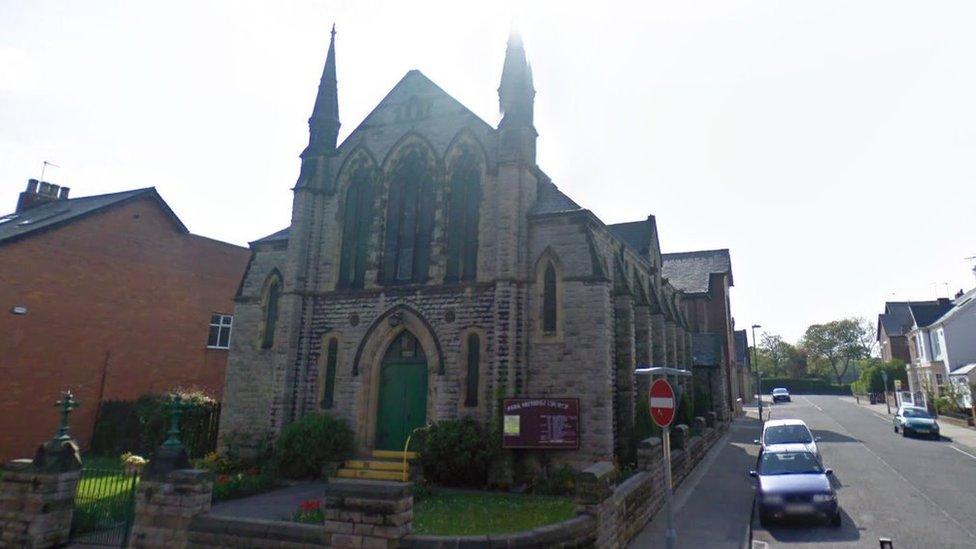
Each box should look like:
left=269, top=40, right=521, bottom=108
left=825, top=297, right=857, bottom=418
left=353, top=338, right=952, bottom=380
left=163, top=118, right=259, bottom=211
left=759, top=451, right=823, bottom=475
left=772, top=389, right=788, bottom=394
left=764, top=424, right=813, bottom=444
left=902, top=408, right=932, bottom=419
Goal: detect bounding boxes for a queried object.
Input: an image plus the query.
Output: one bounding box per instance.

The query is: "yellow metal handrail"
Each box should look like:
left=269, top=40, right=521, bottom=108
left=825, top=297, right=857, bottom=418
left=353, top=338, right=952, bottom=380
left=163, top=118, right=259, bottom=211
left=401, top=425, right=428, bottom=482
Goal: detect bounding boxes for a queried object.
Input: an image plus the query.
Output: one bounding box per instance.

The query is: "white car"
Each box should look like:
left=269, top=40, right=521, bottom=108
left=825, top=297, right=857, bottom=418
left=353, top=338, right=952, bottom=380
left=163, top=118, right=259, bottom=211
left=756, top=419, right=822, bottom=464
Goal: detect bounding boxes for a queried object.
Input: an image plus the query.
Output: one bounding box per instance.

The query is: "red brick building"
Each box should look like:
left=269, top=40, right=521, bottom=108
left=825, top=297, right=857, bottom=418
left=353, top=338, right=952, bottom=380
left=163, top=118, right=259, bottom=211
left=0, top=180, right=250, bottom=461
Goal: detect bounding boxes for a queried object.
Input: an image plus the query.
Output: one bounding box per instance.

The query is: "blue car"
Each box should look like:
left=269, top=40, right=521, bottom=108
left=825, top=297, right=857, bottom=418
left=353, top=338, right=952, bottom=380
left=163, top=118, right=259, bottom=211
left=751, top=446, right=840, bottom=527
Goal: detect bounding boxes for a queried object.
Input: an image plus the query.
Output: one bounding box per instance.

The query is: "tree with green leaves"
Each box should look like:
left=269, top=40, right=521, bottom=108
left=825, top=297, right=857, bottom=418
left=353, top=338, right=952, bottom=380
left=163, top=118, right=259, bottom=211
left=756, top=333, right=808, bottom=379
left=800, top=318, right=875, bottom=384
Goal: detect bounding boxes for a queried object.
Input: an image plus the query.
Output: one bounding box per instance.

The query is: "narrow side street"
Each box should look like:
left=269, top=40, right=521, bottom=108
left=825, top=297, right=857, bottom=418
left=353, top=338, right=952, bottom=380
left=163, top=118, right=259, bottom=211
left=752, top=395, right=976, bottom=548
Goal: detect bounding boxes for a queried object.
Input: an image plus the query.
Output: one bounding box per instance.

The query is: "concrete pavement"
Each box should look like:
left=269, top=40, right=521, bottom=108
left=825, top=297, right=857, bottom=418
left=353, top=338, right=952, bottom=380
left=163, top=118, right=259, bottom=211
left=629, top=411, right=762, bottom=548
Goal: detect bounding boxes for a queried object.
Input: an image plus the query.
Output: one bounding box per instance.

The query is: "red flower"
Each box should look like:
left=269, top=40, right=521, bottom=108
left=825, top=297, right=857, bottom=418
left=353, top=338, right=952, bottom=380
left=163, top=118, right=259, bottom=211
left=299, top=499, right=321, bottom=511
left=216, top=474, right=231, bottom=485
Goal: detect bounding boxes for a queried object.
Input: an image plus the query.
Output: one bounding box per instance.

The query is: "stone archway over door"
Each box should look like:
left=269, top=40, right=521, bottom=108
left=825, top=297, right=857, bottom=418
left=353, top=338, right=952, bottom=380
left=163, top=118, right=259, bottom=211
left=375, top=331, right=429, bottom=451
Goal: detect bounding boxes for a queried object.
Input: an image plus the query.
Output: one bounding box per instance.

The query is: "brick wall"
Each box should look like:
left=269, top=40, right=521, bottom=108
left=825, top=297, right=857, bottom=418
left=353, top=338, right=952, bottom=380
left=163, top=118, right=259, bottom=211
left=0, top=196, right=250, bottom=461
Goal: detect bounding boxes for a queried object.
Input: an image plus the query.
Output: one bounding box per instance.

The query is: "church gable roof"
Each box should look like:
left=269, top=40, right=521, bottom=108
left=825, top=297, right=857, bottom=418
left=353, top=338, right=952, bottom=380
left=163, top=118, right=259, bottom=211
left=338, top=70, right=495, bottom=156
left=530, top=179, right=581, bottom=215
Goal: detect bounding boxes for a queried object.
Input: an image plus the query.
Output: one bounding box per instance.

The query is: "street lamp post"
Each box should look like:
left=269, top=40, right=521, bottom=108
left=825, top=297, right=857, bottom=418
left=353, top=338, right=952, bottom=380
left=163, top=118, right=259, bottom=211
left=752, top=324, right=762, bottom=422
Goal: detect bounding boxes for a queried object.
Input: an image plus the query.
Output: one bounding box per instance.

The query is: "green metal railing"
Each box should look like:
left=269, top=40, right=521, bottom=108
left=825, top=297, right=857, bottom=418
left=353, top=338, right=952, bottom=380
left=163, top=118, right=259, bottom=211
left=70, top=467, right=139, bottom=547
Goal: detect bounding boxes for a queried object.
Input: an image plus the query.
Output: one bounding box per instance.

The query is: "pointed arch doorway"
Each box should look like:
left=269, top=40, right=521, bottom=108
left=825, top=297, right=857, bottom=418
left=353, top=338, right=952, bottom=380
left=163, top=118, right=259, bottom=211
left=374, top=330, right=429, bottom=451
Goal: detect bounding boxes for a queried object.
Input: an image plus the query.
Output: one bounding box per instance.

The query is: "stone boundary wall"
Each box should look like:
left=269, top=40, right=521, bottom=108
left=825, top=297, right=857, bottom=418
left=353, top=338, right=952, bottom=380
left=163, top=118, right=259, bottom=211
left=578, top=416, right=732, bottom=548
left=0, top=459, right=81, bottom=548
left=401, top=514, right=595, bottom=548
left=187, top=515, right=330, bottom=548
left=129, top=469, right=213, bottom=548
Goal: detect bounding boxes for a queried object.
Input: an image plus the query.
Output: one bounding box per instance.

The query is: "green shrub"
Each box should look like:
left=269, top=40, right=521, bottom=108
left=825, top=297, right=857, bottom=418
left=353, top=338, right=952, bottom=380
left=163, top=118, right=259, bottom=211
left=529, top=465, right=575, bottom=496
left=274, top=412, right=353, bottom=479
left=935, top=396, right=959, bottom=415
left=418, top=417, right=499, bottom=487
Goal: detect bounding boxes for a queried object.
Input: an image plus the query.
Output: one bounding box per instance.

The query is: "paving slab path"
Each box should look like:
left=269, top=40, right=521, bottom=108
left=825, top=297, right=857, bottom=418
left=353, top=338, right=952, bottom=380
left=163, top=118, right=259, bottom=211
left=629, top=412, right=762, bottom=549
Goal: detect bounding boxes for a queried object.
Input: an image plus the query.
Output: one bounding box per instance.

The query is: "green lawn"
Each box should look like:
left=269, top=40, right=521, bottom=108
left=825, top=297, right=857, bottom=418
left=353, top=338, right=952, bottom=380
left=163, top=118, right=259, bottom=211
left=412, top=490, right=576, bottom=535
left=73, top=456, right=138, bottom=535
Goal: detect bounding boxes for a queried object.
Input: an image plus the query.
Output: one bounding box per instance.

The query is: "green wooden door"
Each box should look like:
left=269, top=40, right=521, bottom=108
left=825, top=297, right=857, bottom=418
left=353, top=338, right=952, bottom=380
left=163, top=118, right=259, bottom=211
left=375, top=331, right=429, bottom=451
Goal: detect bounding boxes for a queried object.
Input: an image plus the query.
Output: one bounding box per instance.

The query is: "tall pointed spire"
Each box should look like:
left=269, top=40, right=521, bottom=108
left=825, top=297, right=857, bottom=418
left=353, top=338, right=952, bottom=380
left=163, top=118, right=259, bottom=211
left=304, top=24, right=340, bottom=156
left=498, top=29, right=535, bottom=128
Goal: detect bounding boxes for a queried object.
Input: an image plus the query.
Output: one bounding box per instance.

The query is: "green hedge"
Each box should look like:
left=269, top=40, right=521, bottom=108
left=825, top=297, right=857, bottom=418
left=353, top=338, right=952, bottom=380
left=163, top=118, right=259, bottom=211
left=760, top=378, right=851, bottom=395
left=90, top=393, right=220, bottom=458
left=273, top=412, right=353, bottom=479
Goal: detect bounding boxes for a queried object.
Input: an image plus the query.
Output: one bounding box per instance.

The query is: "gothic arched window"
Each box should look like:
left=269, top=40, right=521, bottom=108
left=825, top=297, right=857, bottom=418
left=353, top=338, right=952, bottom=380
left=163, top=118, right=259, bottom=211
left=464, top=333, right=481, bottom=407
left=261, top=276, right=281, bottom=349
left=445, top=148, right=481, bottom=282
left=543, top=262, right=558, bottom=334
left=338, top=163, right=375, bottom=288
left=382, top=148, right=435, bottom=283
left=320, top=337, right=339, bottom=409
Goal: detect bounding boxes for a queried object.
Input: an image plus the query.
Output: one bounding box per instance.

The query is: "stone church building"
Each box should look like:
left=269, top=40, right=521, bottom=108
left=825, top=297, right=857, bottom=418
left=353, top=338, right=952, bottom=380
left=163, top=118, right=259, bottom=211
left=220, top=29, right=738, bottom=467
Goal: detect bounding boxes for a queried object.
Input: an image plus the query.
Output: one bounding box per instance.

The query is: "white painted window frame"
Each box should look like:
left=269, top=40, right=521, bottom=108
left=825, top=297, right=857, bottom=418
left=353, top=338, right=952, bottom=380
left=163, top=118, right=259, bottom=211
left=207, top=313, right=234, bottom=349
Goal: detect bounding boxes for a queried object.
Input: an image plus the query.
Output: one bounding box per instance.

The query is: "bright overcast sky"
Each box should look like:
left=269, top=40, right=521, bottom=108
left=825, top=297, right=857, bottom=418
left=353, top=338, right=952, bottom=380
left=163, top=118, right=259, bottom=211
left=2, top=1, right=975, bottom=342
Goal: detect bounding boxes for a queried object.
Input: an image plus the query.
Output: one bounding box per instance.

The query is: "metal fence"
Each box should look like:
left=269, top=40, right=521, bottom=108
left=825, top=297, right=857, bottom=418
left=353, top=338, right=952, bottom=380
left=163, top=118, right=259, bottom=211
left=70, top=467, right=139, bottom=547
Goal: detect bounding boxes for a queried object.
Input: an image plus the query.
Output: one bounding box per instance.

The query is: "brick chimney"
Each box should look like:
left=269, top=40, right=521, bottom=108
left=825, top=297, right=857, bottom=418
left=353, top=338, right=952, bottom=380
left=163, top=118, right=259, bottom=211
left=15, top=179, right=69, bottom=213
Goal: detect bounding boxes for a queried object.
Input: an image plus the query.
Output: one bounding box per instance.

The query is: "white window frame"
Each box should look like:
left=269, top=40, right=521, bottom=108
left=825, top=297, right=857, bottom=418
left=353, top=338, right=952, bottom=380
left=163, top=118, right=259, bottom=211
left=208, top=313, right=233, bottom=349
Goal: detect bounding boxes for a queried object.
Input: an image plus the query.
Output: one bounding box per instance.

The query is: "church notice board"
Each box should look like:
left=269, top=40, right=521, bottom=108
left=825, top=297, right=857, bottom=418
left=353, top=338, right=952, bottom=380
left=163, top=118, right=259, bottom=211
left=502, top=398, right=580, bottom=450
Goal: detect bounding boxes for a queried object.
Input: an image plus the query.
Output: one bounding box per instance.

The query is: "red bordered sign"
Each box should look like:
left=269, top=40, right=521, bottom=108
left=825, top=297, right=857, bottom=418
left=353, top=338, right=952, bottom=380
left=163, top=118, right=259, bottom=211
left=649, top=379, right=676, bottom=428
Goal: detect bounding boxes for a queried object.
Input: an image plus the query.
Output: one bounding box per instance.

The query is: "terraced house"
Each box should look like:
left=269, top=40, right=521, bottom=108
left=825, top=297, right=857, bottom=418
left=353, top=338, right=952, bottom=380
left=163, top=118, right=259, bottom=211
left=219, top=29, right=740, bottom=470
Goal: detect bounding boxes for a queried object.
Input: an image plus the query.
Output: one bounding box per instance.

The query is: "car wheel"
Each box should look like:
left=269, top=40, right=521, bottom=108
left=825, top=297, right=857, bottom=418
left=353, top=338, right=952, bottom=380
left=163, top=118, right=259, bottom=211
left=902, top=428, right=909, bottom=437
left=830, top=512, right=842, bottom=527
left=759, top=512, right=771, bottom=527
left=893, top=425, right=898, bottom=433
left=932, top=433, right=940, bottom=441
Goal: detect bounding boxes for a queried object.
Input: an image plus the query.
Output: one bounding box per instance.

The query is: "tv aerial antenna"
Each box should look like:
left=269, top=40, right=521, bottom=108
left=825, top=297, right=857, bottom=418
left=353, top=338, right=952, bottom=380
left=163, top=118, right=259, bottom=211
left=40, top=160, right=61, bottom=181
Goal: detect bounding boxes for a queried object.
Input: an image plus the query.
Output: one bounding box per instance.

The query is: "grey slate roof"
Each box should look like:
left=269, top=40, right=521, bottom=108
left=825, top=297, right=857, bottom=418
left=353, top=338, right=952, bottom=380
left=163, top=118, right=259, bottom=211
left=530, top=180, right=581, bottom=215
left=692, top=333, right=722, bottom=366
left=0, top=188, right=185, bottom=245
left=607, top=221, right=651, bottom=257
left=930, top=288, right=976, bottom=326
left=661, top=249, right=732, bottom=294
left=909, top=300, right=954, bottom=328
left=251, top=227, right=290, bottom=246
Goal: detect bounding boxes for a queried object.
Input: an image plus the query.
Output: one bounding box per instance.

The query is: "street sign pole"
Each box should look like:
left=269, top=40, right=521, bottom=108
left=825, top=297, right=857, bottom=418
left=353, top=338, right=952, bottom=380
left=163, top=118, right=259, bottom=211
left=882, top=371, right=891, bottom=415
left=649, top=378, right=677, bottom=549
left=662, top=425, right=676, bottom=549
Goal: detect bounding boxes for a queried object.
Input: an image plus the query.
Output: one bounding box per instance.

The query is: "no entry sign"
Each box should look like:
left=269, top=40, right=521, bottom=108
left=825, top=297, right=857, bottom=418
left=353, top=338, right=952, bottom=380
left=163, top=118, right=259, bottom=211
left=649, top=379, right=676, bottom=428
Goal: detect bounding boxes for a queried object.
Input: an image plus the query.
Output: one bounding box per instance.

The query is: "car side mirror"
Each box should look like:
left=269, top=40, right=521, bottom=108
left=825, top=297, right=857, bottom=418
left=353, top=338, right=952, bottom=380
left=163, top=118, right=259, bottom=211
left=825, top=469, right=833, bottom=476
left=749, top=470, right=758, bottom=478
left=753, top=439, right=760, bottom=445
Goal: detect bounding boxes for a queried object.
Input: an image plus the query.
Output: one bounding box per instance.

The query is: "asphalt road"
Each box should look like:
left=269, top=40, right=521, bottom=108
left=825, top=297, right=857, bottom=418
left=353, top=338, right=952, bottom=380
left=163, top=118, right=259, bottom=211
left=751, top=395, right=976, bottom=549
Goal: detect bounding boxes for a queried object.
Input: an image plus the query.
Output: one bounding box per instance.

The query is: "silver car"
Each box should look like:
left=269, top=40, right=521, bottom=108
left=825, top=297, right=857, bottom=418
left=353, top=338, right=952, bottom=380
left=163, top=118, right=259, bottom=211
left=757, top=419, right=822, bottom=464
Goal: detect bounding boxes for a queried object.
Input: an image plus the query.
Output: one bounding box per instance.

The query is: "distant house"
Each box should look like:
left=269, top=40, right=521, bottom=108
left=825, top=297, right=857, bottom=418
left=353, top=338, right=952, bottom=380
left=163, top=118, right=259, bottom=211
left=661, top=249, right=742, bottom=413
left=904, top=296, right=972, bottom=399
left=948, top=363, right=976, bottom=409
left=0, top=179, right=250, bottom=461
left=877, top=302, right=915, bottom=363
